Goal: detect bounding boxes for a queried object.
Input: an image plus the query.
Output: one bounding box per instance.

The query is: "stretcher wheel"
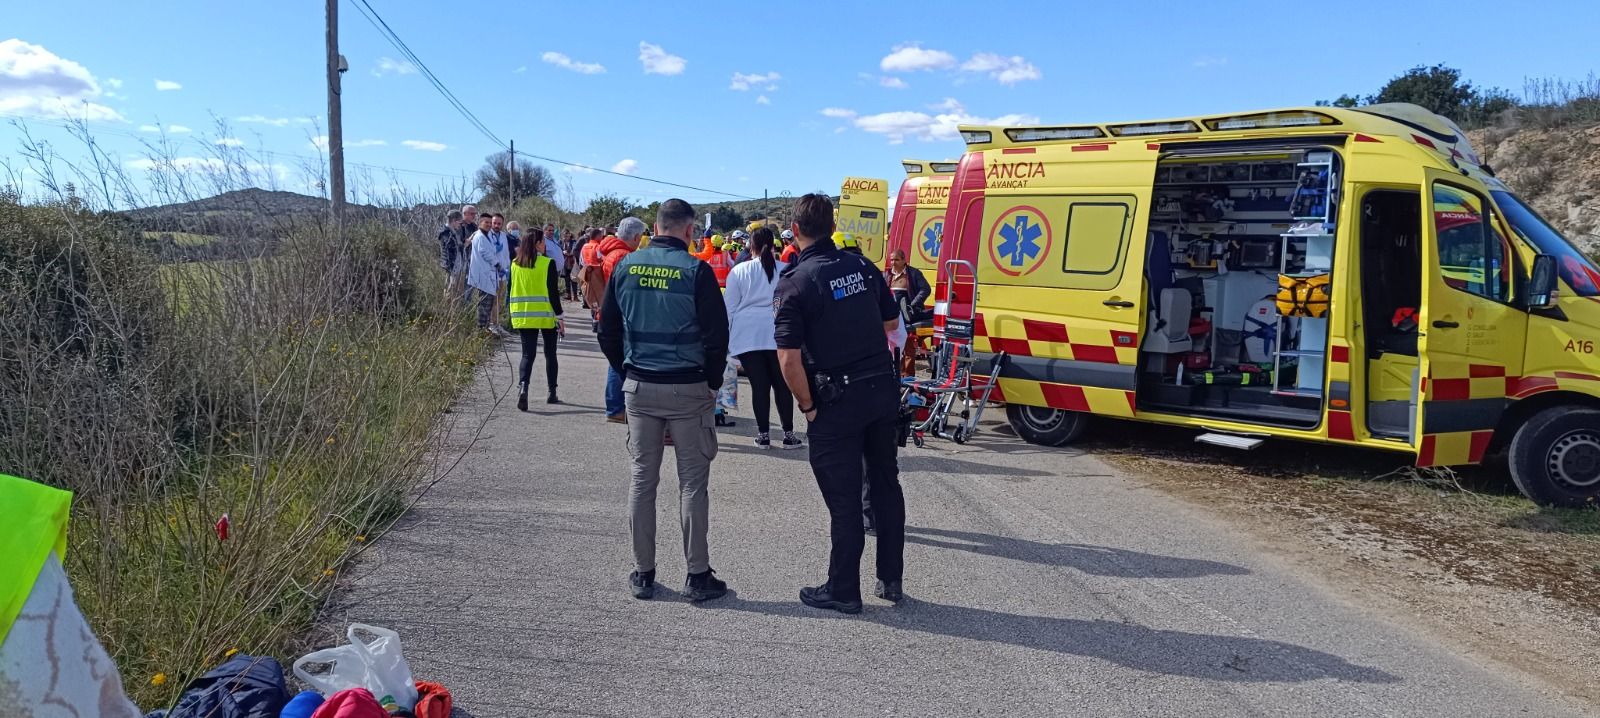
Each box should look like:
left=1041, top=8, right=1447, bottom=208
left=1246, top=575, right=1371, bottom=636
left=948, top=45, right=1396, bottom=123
left=952, top=425, right=971, bottom=444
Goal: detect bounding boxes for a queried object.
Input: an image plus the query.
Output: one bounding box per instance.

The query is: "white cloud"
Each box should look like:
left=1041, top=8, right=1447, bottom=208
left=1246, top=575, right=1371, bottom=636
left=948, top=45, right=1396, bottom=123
left=1192, top=55, right=1229, bottom=68
left=880, top=44, right=956, bottom=73
left=638, top=42, right=685, bottom=76
left=372, top=57, right=417, bottom=77
left=348, top=139, right=386, bottom=148
left=730, top=71, right=780, bottom=91
left=755, top=95, right=771, bottom=105
left=563, top=164, right=596, bottom=174
left=929, top=97, right=964, bottom=112
left=879, top=76, right=908, bottom=89
left=213, top=137, right=245, bottom=147
left=104, top=77, right=122, bottom=89
left=960, top=53, right=1041, bottom=85
left=154, top=79, right=181, bottom=91
left=139, top=124, right=159, bottom=132
left=820, top=107, right=857, bottom=119
left=236, top=114, right=312, bottom=127
left=611, top=159, right=638, bottom=175
left=169, top=124, right=191, bottom=134
left=514, top=65, right=527, bottom=74
left=542, top=51, right=606, bottom=75
left=850, top=99, right=1038, bottom=144
left=401, top=139, right=447, bottom=152
left=0, top=39, right=123, bottom=122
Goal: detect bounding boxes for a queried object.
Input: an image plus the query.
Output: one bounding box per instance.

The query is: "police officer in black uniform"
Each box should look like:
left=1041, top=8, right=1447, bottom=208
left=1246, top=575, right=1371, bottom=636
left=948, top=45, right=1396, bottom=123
left=774, top=193, right=905, bottom=614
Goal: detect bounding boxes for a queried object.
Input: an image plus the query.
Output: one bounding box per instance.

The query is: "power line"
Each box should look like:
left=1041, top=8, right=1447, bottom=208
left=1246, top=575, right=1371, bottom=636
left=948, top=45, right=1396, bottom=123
left=346, top=0, right=505, bottom=150
left=341, top=0, right=756, bottom=201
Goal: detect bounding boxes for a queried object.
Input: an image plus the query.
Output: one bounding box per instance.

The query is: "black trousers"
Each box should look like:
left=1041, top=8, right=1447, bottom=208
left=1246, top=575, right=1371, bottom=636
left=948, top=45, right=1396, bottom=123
left=807, top=374, right=904, bottom=600
left=737, top=349, right=794, bottom=434
left=517, top=327, right=559, bottom=392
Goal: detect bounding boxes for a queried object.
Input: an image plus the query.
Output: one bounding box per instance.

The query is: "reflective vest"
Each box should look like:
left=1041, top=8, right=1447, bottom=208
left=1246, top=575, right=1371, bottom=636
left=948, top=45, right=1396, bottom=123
left=509, top=256, right=557, bottom=329
left=1, top=474, right=71, bottom=644
left=613, top=246, right=704, bottom=373
left=707, top=252, right=733, bottom=287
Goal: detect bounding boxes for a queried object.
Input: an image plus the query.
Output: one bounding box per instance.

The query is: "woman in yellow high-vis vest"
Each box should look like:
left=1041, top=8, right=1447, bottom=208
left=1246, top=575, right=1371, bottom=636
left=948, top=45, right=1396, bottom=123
left=510, top=228, right=565, bottom=411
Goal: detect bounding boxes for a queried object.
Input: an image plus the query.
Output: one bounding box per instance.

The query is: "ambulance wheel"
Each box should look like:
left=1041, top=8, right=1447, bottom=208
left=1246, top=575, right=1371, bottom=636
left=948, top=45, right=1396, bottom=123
left=1006, top=405, right=1088, bottom=447
left=1508, top=407, right=1600, bottom=508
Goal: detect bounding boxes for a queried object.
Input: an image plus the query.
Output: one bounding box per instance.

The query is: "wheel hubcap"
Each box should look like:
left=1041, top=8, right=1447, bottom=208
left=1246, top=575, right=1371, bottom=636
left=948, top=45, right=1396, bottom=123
left=1020, top=406, right=1066, bottom=432
left=1547, top=430, right=1600, bottom=489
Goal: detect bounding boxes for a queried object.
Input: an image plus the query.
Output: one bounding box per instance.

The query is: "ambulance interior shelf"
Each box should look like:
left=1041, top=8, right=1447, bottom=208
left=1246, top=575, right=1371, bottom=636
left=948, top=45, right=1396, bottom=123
left=1138, top=149, right=1340, bottom=428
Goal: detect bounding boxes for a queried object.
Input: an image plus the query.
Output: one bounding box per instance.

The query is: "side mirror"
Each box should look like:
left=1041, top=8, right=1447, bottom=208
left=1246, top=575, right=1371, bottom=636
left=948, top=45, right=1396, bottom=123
left=1528, top=254, right=1558, bottom=309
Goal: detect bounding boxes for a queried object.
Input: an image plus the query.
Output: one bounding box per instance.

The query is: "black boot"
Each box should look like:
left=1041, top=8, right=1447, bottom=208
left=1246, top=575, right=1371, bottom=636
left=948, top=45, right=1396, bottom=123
left=547, top=389, right=561, bottom=405
left=516, top=382, right=528, bottom=412
left=685, top=569, right=728, bottom=602
left=799, top=583, right=862, bottom=614
left=875, top=579, right=903, bottom=602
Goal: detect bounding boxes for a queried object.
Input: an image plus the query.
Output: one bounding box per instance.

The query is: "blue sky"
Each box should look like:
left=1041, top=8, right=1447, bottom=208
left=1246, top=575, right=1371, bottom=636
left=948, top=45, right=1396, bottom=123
left=2, top=0, right=1596, bottom=209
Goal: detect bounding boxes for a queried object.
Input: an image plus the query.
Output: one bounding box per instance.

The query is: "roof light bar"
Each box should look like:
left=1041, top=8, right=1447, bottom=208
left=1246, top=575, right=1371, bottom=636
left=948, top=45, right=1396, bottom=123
left=1109, top=120, right=1200, bottom=137
left=1003, top=126, right=1106, bottom=142
left=960, top=130, right=993, bottom=145
left=902, top=162, right=924, bottom=174
left=1204, top=111, right=1338, bottom=131
left=929, top=162, right=960, bottom=173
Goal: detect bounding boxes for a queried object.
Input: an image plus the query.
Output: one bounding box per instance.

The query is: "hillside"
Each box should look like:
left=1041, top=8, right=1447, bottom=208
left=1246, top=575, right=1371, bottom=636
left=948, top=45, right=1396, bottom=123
left=1470, top=123, right=1600, bottom=250
left=124, top=188, right=446, bottom=235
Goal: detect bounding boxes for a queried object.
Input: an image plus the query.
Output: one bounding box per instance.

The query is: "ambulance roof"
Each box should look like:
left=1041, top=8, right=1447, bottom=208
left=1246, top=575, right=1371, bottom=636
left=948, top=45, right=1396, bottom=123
left=958, top=103, right=1481, bottom=166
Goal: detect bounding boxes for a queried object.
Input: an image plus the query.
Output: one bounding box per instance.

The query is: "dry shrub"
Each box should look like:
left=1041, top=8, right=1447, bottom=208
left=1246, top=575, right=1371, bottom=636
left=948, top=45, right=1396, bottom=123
left=0, top=127, right=484, bottom=709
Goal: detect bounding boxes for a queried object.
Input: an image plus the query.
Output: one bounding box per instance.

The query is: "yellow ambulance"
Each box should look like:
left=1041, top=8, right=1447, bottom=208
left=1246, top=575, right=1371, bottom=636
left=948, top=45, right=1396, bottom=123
left=936, top=103, right=1600, bottom=507
left=888, top=160, right=959, bottom=278
left=837, top=176, right=889, bottom=266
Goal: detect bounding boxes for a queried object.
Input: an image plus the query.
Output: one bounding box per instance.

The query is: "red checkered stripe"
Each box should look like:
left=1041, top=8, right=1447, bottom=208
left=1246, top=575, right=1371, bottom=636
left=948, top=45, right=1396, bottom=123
left=971, top=313, right=1138, bottom=416
left=1417, top=362, right=1513, bottom=467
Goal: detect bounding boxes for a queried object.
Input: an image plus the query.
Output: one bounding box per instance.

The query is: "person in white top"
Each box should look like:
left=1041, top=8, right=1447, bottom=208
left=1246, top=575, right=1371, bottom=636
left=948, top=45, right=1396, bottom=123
left=467, top=214, right=511, bottom=336
left=723, top=226, right=802, bottom=449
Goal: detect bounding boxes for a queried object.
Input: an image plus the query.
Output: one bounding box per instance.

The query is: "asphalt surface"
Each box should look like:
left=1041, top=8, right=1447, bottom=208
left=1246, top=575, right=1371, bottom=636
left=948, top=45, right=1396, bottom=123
left=327, top=329, right=1589, bottom=717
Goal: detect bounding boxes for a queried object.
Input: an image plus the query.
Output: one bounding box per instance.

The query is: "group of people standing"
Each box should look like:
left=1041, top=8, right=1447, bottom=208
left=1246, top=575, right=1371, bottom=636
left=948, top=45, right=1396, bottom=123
left=439, top=195, right=911, bottom=615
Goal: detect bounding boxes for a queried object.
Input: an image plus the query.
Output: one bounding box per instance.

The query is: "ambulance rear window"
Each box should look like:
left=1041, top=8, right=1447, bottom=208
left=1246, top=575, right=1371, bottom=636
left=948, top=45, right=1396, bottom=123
left=1492, top=190, right=1600, bottom=297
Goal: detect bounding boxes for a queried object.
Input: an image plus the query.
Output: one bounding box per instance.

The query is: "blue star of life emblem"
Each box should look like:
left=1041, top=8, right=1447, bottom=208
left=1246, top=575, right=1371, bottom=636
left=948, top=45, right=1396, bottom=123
left=921, top=221, right=943, bottom=258
left=997, top=214, right=1042, bottom=267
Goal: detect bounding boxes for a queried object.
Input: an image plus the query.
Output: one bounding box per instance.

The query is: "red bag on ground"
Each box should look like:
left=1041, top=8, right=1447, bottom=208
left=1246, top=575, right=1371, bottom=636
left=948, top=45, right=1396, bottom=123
left=413, top=681, right=453, bottom=718
left=309, top=688, right=388, bottom=718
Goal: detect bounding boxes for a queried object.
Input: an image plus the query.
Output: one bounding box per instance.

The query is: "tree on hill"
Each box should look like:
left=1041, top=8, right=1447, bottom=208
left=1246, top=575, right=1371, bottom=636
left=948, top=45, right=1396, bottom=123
left=709, top=205, right=744, bottom=233
left=583, top=193, right=638, bottom=228
left=1318, top=64, right=1516, bottom=127
left=475, top=151, right=556, bottom=207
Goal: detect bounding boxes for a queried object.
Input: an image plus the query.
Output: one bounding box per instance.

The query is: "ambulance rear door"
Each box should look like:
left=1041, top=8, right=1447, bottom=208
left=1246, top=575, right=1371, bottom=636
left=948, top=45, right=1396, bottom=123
left=974, top=143, right=1155, bottom=418
left=839, top=176, right=889, bottom=266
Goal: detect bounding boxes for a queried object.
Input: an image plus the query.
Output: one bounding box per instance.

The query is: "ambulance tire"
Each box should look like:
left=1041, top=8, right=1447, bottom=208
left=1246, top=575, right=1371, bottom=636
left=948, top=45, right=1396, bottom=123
left=1006, top=404, right=1089, bottom=447
left=1508, top=407, right=1600, bottom=508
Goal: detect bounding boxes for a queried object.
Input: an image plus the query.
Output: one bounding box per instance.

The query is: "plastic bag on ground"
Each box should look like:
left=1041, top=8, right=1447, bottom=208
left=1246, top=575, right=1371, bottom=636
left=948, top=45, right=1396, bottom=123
left=292, top=624, right=418, bottom=711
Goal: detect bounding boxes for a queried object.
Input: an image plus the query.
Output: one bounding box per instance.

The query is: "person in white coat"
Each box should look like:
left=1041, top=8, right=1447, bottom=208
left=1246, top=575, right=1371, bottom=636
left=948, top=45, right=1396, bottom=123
left=724, top=226, right=802, bottom=449
left=467, top=214, right=510, bottom=336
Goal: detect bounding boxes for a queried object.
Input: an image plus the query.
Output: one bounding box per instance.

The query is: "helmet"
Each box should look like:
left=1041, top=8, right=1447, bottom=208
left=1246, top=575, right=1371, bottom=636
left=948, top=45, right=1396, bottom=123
left=747, top=220, right=764, bottom=233
left=780, top=229, right=794, bottom=241
left=832, top=231, right=858, bottom=249
left=730, top=229, right=748, bottom=241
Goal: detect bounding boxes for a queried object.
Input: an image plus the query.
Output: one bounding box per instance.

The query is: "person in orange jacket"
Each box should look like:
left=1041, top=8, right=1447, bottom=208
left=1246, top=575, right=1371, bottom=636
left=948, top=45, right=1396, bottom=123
left=707, top=235, right=735, bottom=288
left=778, top=228, right=799, bottom=263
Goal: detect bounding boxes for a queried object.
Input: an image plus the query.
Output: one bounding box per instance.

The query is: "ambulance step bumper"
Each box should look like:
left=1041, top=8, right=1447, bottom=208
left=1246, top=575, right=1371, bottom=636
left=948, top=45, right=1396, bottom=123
left=1196, top=432, right=1265, bottom=451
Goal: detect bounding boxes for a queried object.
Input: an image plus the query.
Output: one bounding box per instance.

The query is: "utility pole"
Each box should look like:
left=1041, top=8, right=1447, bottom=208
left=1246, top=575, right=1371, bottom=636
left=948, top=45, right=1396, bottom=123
left=325, top=0, right=346, bottom=239
left=508, top=139, right=516, bottom=210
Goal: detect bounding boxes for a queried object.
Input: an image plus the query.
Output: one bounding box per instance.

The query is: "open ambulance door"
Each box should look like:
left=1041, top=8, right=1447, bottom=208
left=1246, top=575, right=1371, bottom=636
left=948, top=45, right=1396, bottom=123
left=1415, top=171, right=1528, bottom=465
left=984, top=150, right=1156, bottom=446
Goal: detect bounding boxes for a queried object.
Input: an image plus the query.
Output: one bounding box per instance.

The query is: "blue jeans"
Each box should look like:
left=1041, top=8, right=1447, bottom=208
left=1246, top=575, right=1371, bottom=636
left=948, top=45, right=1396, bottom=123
left=605, top=366, right=626, bottom=416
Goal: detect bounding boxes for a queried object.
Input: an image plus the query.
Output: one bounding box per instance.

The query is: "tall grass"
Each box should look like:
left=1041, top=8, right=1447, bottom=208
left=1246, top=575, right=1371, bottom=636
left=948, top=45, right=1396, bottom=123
left=0, top=122, right=485, bottom=708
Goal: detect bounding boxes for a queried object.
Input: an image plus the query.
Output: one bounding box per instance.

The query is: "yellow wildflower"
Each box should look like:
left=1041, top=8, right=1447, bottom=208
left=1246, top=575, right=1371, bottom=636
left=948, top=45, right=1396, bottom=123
left=151, top=673, right=167, bottom=686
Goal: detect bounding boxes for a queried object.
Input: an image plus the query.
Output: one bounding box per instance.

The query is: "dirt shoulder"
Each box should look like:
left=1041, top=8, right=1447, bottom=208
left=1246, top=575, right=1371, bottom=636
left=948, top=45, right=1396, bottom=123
left=1058, top=420, right=1600, bottom=706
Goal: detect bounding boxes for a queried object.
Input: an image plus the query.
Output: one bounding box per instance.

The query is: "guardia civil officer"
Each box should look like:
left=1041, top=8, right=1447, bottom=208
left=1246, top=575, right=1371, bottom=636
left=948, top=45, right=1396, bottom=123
left=598, top=198, right=732, bottom=603
left=774, top=193, right=906, bottom=614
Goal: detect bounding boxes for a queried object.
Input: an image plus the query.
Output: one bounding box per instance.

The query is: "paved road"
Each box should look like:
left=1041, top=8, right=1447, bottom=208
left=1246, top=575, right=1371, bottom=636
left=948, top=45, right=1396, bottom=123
left=327, top=331, right=1588, bottom=717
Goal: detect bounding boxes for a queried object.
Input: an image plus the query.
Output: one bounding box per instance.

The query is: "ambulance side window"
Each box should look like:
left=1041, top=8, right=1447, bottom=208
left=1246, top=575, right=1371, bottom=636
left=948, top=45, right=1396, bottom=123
left=1432, top=182, right=1509, bottom=302
left=1060, top=198, right=1134, bottom=291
